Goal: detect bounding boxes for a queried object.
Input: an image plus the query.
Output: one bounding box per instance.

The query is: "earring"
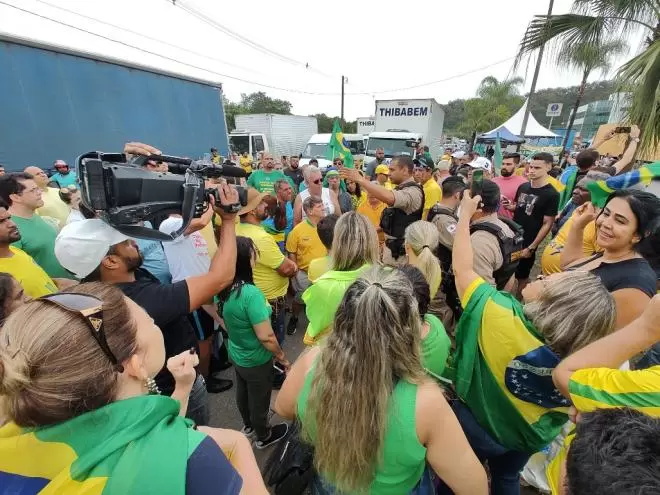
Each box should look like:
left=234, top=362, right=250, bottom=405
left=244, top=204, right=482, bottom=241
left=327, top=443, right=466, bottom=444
left=146, top=377, right=161, bottom=395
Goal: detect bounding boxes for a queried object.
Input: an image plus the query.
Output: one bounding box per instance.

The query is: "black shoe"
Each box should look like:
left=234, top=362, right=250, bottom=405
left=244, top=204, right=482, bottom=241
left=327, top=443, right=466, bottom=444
left=254, top=423, right=289, bottom=449
left=206, top=378, right=233, bottom=393
left=286, top=317, right=298, bottom=335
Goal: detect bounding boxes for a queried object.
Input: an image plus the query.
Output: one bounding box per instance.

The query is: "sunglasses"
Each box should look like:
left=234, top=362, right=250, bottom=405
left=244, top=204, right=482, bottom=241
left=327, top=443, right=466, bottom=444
left=312, top=179, right=322, bottom=185
left=38, top=293, right=123, bottom=372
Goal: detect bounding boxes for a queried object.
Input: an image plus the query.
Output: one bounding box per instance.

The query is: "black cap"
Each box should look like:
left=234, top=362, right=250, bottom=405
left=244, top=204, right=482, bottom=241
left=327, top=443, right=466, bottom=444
left=479, top=179, right=501, bottom=211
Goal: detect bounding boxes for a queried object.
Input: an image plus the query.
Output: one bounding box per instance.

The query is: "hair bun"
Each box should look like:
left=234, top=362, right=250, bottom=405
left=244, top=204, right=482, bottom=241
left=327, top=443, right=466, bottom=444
left=0, top=350, right=29, bottom=396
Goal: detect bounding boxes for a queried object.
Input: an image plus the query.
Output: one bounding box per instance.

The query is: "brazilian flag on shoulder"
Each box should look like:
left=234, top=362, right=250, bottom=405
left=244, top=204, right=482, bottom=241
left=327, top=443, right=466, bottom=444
left=326, top=119, right=354, bottom=168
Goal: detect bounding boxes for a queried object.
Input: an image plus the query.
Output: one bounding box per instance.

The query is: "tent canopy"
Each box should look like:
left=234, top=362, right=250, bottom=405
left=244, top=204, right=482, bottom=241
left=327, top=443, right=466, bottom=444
left=478, top=126, right=525, bottom=143
left=484, top=99, right=558, bottom=138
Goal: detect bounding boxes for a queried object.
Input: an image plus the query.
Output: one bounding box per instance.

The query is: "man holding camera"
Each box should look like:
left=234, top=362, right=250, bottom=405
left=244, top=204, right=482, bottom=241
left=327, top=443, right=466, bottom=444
left=55, top=143, right=241, bottom=426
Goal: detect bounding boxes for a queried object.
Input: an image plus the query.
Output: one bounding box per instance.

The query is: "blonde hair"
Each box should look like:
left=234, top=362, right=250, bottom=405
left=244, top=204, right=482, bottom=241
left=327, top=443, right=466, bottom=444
left=405, top=221, right=442, bottom=297
left=0, top=283, right=138, bottom=427
left=524, top=271, right=616, bottom=357
left=331, top=212, right=380, bottom=272
left=304, top=267, right=426, bottom=492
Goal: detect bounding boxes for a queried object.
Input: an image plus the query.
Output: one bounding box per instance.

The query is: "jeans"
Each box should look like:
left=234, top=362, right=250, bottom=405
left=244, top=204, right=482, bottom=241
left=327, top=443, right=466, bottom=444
left=312, top=466, right=436, bottom=495
left=436, top=401, right=531, bottom=495
left=234, top=359, right=274, bottom=440
left=269, top=295, right=286, bottom=345
left=186, top=374, right=210, bottom=426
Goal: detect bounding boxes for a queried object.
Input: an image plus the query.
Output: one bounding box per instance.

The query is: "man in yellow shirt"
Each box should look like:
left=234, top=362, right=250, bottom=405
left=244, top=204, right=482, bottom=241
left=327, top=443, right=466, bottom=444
left=239, top=152, right=253, bottom=175
left=307, top=214, right=338, bottom=283
left=285, top=196, right=327, bottom=334
left=236, top=188, right=297, bottom=343
left=24, top=166, right=69, bottom=228
left=375, top=164, right=394, bottom=190
left=0, top=203, right=58, bottom=298
left=357, top=190, right=387, bottom=249
left=415, top=157, right=442, bottom=219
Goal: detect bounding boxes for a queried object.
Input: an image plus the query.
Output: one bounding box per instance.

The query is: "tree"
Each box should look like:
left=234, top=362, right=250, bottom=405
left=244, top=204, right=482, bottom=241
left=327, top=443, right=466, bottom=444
left=224, top=92, right=293, bottom=131
left=556, top=40, right=628, bottom=154
left=517, top=0, right=660, bottom=153
left=310, top=113, right=357, bottom=133
left=456, top=76, right=525, bottom=147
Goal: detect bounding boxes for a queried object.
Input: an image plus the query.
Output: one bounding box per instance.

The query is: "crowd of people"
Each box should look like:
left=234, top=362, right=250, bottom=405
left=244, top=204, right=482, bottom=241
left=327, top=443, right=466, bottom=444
left=0, top=131, right=659, bottom=495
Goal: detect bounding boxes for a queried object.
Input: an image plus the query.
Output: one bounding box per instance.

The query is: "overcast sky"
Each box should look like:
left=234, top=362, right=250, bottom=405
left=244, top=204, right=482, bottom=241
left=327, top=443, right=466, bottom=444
left=1, top=0, right=639, bottom=120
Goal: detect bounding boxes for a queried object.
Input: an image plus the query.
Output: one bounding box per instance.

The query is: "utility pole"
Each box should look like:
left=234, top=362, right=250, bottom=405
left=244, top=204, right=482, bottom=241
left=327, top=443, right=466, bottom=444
left=520, top=0, right=554, bottom=138
left=340, top=75, right=346, bottom=127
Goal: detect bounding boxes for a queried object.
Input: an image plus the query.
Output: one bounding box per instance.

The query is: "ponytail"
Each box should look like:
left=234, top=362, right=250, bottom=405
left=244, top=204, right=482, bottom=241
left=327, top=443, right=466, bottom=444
left=404, top=221, right=442, bottom=297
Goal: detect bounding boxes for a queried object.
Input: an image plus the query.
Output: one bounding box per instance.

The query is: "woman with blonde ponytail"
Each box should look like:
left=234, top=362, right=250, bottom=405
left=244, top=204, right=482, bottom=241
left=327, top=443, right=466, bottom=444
left=275, top=267, right=487, bottom=495
left=405, top=221, right=442, bottom=297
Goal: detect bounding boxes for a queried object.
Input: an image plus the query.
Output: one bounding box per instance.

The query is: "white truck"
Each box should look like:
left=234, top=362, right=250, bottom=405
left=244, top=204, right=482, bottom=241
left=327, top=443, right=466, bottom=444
left=229, top=114, right=318, bottom=160
left=299, top=133, right=365, bottom=172
left=356, top=117, right=375, bottom=135
left=366, top=99, right=445, bottom=161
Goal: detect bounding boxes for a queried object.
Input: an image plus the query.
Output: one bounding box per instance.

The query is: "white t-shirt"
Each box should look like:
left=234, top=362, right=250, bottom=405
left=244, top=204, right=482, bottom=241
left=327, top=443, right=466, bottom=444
left=158, top=217, right=210, bottom=282
left=66, top=209, right=85, bottom=225
left=300, top=188, right=335, bottom=219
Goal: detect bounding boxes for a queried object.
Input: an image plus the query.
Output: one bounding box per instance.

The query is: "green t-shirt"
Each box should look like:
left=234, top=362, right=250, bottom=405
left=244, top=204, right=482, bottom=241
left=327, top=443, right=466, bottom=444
left=421, top=313, right=451, bottom=379
left=222, top=283, right=273, bottom=367
left=11, top=214, right=71, bottom=279
left=246, top=169, right=292, bottom=194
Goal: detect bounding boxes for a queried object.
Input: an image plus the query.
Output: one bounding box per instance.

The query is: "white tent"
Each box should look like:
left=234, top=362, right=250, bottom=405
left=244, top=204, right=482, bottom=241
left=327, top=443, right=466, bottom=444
left=484, top=99, right=558, bottom=138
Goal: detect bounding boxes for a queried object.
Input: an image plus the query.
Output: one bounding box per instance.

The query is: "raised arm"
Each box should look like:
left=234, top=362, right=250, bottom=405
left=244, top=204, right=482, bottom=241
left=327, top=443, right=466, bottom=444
left=452, top=192, right=483, bottom=301
left=186, top=186, right=239, bottom=310
left=611, top=125, right=640, bottom=175
left=340, top=166, right=395, bottom=206
left=560, top=202, right=597, bottom=269
left=553, top=295, right=660, bottom=397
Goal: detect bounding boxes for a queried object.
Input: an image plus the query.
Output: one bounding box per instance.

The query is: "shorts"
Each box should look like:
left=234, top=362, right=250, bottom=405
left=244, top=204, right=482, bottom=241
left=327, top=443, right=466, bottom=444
left=515, top=254, right=536, bottom=280
left=291, top=270, right=311, bottom=302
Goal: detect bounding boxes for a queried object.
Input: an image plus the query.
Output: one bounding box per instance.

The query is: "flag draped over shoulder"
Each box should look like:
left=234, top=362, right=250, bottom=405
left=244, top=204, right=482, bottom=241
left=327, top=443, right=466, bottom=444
left=493, top=132, right=503, bottom=176
left=326, top=119, right=354, bottom=168
left=453, top=278, right=569, bottom=453
left=0, top=395, right=196, bottom=494
left=587, top=162, right=660, bottom=208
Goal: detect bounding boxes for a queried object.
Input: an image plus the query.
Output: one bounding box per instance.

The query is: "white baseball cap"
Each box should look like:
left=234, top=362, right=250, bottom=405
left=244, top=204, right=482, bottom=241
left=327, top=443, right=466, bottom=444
left=55, top=219, right=130, bottom=278
left=469, top=157, right=492, bottom=172
left=451, top=151, right=466, bottom=159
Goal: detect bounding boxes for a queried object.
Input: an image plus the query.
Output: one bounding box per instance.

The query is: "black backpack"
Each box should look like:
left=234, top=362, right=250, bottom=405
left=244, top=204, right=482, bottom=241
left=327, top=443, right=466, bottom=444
left=469, top=216, right=525, bottom=290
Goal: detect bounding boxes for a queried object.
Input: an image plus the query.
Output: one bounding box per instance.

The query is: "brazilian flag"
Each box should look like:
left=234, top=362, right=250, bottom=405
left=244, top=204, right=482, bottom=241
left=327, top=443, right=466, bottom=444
left=587, top=162, right=660, bottom=208
left=326, top=119, right=354, bottom=168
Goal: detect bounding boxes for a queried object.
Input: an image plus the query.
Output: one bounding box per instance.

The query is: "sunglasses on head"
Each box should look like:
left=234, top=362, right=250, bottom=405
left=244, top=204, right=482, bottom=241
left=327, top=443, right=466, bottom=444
left=37, top=293, right=123, bottom=372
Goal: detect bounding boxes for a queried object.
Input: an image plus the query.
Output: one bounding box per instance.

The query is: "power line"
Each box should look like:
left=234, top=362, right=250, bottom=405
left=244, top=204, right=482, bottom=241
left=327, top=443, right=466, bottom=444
left=0, top=0, right=339, bottom=95
left=28, top=0, right=268, bottom=78
left=168, top=0, right=336, bottom=80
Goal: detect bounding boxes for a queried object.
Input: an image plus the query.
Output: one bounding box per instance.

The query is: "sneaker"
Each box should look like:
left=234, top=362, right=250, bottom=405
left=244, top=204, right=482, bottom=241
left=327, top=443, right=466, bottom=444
left=286, top=316, right=298, bottom=335
left=254, top=423, right=289, bottom=449
left=240, top=426, right=257, bottom=440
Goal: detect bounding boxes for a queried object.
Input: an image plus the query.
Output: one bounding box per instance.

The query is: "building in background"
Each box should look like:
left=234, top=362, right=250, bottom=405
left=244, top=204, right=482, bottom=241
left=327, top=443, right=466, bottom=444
left=571, top=99, right=613, bottom=142
left=607, top=92, right=632, bottom=123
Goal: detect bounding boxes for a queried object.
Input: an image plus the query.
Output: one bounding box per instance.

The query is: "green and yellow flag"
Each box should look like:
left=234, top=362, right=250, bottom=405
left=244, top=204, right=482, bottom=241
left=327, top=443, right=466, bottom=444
left=587, top=162, right=660, bottom=208
left=326, top=119, right=354, bottom=168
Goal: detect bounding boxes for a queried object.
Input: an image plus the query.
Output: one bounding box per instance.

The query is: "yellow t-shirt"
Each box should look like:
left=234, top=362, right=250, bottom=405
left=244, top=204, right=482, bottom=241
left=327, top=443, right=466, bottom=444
left=239, top=156, right=253, bottom=174
left=357, top=201, right=386, bottom=244
left=199, top=222, right=218, bottom=259
left=308, top=256, right=331, bottom=283
left=37, top=187, right=70, bottom=229
left=541, top=216, right=601, bottom=275
left=547, top=366, right=660, bottom=494
left=0, top=246, right=57, bottom=298
left=285, top=220, right=327, bottom=272
left=236, top=223, right=289, bottom=299
left=422, top=178, right=442, bottom=220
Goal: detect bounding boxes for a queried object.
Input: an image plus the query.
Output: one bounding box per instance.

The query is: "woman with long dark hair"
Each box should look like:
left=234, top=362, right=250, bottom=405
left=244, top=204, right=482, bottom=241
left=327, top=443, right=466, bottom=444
left=219, top=236, right=290, bottom=449
left=561, top=189, right=660, bottom=328
left=0, top=273, right=28, bottom=325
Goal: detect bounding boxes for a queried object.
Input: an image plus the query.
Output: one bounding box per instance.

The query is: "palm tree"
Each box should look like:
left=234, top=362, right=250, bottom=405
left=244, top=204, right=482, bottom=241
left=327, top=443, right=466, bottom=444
left=459, top=77, right=525, bottom=148
left=557, top=40, right=628, bottom=153
left=517, top=0, right=660, bottom=154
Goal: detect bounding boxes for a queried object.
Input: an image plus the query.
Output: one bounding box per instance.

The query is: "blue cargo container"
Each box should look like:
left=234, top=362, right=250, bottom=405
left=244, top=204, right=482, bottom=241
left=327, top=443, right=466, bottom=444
left=0, top=35, right=229, bottom=171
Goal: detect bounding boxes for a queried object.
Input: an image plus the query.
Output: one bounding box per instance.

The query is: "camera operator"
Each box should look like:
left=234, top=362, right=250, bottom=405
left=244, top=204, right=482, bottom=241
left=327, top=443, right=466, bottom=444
left=55, top=166, right=239, bottom=427
left=341, top=155, right=423, bottom=266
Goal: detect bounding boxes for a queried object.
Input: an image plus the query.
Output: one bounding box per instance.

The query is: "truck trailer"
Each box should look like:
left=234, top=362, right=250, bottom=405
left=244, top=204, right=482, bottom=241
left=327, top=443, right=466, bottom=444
left=0, top=34, right=230, bottom=171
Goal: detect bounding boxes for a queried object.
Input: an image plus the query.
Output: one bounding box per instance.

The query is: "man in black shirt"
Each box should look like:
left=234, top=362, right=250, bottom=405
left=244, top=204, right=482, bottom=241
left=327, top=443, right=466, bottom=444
left=55, top=183, right=239, bottom=427
left=509, top=152, right=559, bottom=298
left=283, top=155, right=304, bottom=191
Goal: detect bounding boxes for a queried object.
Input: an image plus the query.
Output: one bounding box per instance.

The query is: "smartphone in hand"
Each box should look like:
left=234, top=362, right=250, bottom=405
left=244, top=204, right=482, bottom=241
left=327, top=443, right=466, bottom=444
left=471, top=169, right=484, bottom=197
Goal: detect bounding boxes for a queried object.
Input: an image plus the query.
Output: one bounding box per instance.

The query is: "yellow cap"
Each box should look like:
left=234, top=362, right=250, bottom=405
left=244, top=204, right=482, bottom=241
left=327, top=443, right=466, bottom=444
left=375, top=164, right=390, bottom=175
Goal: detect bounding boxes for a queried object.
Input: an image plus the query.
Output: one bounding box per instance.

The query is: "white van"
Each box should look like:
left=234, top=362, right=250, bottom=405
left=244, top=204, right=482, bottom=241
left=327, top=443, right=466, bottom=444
left=299, top=133, right=365, bottom=172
